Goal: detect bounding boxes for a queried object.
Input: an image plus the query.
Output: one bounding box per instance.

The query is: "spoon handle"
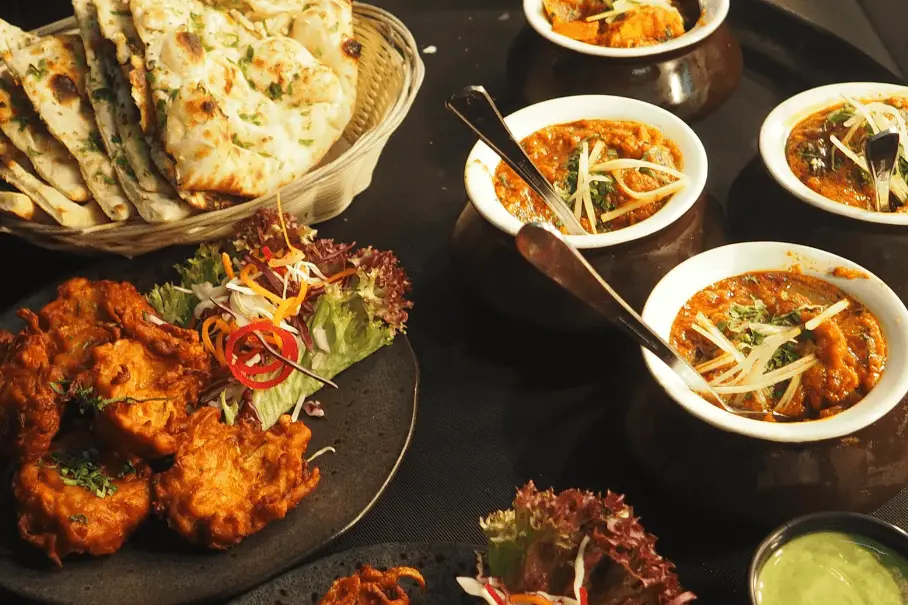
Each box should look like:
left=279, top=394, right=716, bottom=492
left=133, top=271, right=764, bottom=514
left=865, top=128, right=900, bottom=212
left=445, top=86, right=587, bottom=235
left=516, top=222, right=722, bottom=400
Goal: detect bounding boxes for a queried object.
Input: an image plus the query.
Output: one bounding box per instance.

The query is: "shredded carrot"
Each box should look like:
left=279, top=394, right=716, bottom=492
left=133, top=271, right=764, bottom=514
left=214, top=331, right=226, bottom=366
left=275, top=192, right=302, bottom=256
left=240, top=264, right=284, bottom=307
left=327, top=267, right=357, bottom=283
left=222, top=252, right=235, bottom=280
left=202, top=317, right=231, bottom=366
left=201, top=316, right=219, bottom=358
left=272, top=297, right=295, bottom=327
left=510, top=595, right=554, bottom=605
left=268, top=248, right=304, bottom=268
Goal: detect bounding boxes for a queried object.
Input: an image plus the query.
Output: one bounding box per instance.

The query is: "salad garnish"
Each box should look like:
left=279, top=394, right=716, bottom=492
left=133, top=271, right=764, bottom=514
left=458, top=482, right=695, bottom=605
left=147, top=204, right=412, bottom=429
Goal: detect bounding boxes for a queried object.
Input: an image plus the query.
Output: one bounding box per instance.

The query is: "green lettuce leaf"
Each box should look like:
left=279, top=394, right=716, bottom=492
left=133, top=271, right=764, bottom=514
left=146, top=244, right=226, bottom=327
left=252, top=283, right=395, bottom=430
left=175, top=243, right=227, bottom=287
left=145, top=283, right=195, bottom=326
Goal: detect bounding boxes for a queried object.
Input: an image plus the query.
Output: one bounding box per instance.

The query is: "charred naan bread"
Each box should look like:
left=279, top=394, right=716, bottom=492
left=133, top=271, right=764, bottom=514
left=93, top=0, right=154, bottom=135
left=129, top=0, right=356, bottom=198
left=0, top=20, right=90, bottom=203
left=4, top=35, right=134, bottom=220
left=0, top=132, right=105, bottom=227
left=74, top=0, right=191, bottom=223
left=0, top=190, right=37, bottom=221
left=95, top=0, right=234, bottom=212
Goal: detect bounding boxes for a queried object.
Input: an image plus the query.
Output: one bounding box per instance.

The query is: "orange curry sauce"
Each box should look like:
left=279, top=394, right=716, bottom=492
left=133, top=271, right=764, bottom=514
left=670, top=271, right=886, bottom=422
left=545, top=1, right=684, bottom=48
left=786, top=97, right=908, bottom=213
left=493, top=119, right=683, bottom=234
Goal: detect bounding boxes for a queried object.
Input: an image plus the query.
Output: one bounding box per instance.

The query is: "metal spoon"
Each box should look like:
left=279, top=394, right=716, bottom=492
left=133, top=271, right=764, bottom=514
left=516, top=222, right=790, bottom=420
left=674, top=0, right=703, bottom=32
left=445, top=86, right=587, bottom=236
left=864, top=128, right=900, bottom=212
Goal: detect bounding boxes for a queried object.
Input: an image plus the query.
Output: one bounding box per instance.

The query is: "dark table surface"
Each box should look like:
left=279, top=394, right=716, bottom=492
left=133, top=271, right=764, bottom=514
left=1, top=1, right=908, bottom=604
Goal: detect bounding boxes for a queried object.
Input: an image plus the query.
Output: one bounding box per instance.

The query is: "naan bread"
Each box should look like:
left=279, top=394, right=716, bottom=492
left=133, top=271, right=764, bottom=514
left=4, top=35, right=133, bottom=220
left=0, top=132, right=106, bottom=227
left=94, top=0, right=236, bottom=212
left=129, top=0, right=355, bottom=198
left=204, top=0, right=358, bottom=115
left=0, top=190, right=38, bottom=220
left=74, top=0, right=191, bottom=223
left=93, top=0, right=154, bottom=133
left=0, top=20, right=90, bottom=203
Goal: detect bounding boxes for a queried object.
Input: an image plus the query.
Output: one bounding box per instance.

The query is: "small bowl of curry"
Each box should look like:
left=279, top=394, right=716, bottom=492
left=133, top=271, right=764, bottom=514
left=522, top=0, right=730, bottom=59
left=463, top=94, right=707, bottom=249
left=641, top=241, right=908, bottom=442
left=761, top=82, right=908, bottom=225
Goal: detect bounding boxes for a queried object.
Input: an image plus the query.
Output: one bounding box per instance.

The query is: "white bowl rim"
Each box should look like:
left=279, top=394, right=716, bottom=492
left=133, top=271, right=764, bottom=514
left=521, top=0, right=731, bottom=59
left=640, top=241, right=908, bottom=443
left=463, top=94, right=709, bottom=250
left=760, top=81, right=908, bottom=226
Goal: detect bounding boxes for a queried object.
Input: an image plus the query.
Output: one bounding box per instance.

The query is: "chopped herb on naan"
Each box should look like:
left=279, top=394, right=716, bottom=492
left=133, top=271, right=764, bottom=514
left=0, top=131, right=106, bottom=227
left=4, top=34, right=134, bottom=220
left=74, top=0, right=191, bottom=223
left=0, top=19, right=91, bottom=203
left=130, top=0, right=356, bottom=198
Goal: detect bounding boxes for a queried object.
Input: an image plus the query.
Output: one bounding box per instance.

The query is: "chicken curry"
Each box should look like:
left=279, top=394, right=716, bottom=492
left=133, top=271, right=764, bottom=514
left=494, top=119, right=687, bottom=235
left=543, top=0, right=685, bottom=49
left=786, top=96, right=908, bottom=213
left=670, top=271, right=886, bottom=422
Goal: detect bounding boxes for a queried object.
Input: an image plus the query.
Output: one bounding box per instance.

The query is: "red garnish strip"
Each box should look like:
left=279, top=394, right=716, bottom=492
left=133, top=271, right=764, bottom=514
left=579, top=587, right=588, bottom=605
left=484, top=584, right=507, bottom=605
left=225, top=321, right=299, bottom=389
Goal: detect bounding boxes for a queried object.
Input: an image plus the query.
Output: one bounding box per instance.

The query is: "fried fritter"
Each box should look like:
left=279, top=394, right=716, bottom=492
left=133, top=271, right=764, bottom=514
left=1, top=277, right=212, bottom=462
left=319, top=566, right=426, bottom=605
left=38, top=278, right=120, bottom=374
left=153, top=408, right=320, bottom=549
left=0, top=310, right=65, bottom=461
left=88, top=338, right=210, bottom=458
left=13, top=441, right=152, bottom=566
left=0, top=279, right=122, bottom=461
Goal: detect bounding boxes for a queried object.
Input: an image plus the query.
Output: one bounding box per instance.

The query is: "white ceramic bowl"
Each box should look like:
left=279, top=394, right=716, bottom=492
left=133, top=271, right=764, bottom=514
left=760, top=82, right=908, bottom=226
left=463, top=95, right=708, bottom=250
left=522, top=0, right=730, bottom=59
left=641, top=241, right=908, bottom=443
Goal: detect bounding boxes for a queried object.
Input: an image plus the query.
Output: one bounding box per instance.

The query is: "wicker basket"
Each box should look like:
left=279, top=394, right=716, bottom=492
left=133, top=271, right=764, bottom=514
left=0, top=4, right=424, bottom=257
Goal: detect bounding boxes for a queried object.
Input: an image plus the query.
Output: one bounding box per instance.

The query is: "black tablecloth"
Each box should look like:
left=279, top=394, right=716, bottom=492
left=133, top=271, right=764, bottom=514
left=2, top=1, right=908, bottom=604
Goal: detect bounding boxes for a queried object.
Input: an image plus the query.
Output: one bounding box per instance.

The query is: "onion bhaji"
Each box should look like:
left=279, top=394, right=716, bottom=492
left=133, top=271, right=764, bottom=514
left=153, top=408, right=320, bottom=549
left=0, top=310, right=67, bottom=461
left=13, top=439, right=152, bottom=566
left=319, top=565, right=426, bottom=605
left=0, top=278, right=211, bottom=461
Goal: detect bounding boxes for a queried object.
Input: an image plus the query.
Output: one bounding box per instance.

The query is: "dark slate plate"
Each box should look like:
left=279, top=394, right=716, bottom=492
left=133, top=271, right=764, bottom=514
left=0, top=251, right=419, bottom=605
left=230, top=542, right=480, bottom=605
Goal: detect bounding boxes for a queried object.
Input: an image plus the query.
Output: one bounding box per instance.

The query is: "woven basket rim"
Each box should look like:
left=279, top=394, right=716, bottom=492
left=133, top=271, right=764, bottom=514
left=2, top=3, right=426, bottom=246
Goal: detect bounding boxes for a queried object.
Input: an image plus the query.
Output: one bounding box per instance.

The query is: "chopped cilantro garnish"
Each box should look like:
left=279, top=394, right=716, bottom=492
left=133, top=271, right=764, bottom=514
left=25, top=59, right=48, bottom=80
left=50, top=451, right=117, bottom=499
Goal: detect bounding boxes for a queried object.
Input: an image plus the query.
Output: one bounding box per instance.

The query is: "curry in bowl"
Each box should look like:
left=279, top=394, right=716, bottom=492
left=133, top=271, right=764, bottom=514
left=670, top=271, right=886, bottom=422
left=786, top=96, right=908, bottom=213
left=494, top=119, right=688, bottom=235
left=543, top=0, right=685, bottom=48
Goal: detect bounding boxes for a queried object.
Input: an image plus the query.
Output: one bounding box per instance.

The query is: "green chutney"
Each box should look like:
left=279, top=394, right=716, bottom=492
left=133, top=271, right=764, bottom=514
left=756, top=531, right=908, bottom=605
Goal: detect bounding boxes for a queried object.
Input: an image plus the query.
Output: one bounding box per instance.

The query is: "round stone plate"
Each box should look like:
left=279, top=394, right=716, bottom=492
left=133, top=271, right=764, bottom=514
left=0, top=252, right=419, bottom=605
left=230, top=542, right=480, bottom=605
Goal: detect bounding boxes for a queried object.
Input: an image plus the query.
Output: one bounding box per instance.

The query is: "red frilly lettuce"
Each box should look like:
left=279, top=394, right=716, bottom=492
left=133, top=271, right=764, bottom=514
left=480, top=482, right=695, bottom=605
